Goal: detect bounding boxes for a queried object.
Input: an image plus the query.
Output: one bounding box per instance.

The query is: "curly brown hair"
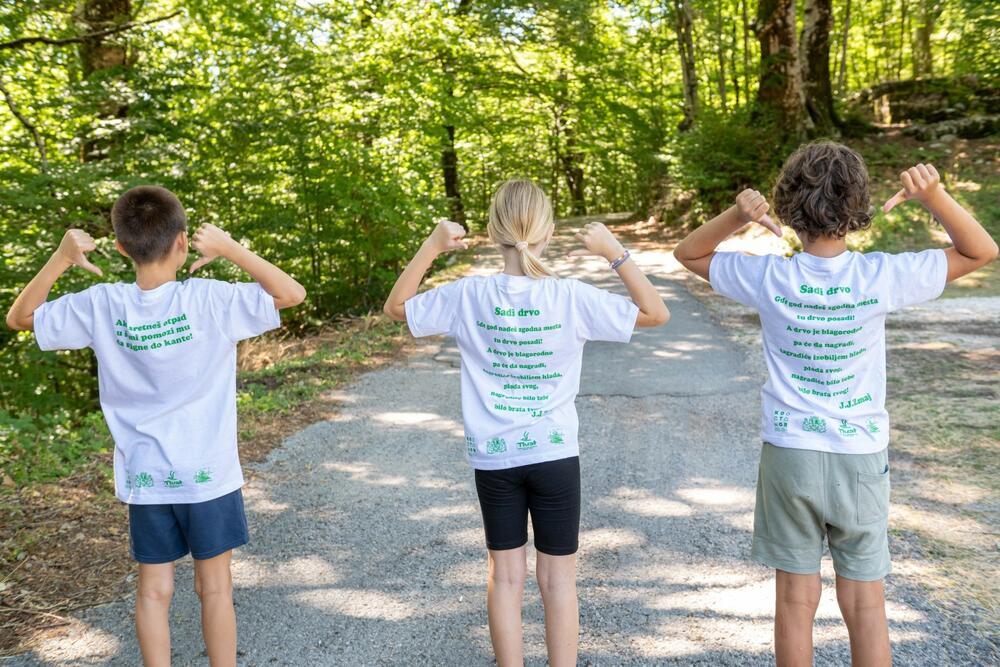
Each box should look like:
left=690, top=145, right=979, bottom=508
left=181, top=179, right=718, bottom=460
left=773, top=141, right=873, bottom=241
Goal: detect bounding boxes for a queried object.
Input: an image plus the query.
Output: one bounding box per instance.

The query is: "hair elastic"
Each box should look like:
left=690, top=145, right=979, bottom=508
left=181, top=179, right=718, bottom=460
left=514, top=241, right=528, bottom=251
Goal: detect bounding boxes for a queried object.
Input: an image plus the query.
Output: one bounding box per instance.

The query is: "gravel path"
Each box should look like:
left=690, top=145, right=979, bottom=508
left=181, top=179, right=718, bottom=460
left=5, top=224, right=996, bottom=665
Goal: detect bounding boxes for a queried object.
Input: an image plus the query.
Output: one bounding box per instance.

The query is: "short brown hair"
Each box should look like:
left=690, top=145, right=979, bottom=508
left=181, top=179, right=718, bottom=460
left=773, top=142, right=873, bottom=241
left=111, top=186, right=187, bottom=264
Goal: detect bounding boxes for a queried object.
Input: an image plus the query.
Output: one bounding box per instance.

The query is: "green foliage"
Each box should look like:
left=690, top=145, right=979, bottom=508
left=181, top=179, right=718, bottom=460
left=667, top=110, right=791, bottom=214
left=0, top=409, right=112, bottom=484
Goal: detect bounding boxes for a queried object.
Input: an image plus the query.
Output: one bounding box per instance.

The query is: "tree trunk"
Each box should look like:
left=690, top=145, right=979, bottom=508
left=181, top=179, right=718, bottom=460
left=561, top=125, right=586, bottom=216
left=441, top=124, right=466, bottom=225
left=75, top=0, right=131, bottom=162
left=837, top=0, right=851, bottom=96
left=714, top=0, right=728, bottom=112
left=742, top=0, right=751, bottom=104
left=755, top=0, right=811, bottom=137
left=438, top=0, right=471, bottom=227
left=912, top=0, right=942, bottom=78
left=673, top=0, right=698, bottom=131
left=800, top=0, right=837, bottom=132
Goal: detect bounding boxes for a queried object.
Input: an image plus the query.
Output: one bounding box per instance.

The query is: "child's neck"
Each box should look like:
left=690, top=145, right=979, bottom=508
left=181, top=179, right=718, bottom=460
left=801, top=235, right=849, bottom=258
left=135, top=260, right=179, bottom=291
left=500, top=247, right=526, bottom=276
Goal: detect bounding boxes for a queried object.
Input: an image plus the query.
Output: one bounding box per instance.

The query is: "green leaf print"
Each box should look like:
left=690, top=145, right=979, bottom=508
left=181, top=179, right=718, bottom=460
left=802, top=416, right=827, bottom=433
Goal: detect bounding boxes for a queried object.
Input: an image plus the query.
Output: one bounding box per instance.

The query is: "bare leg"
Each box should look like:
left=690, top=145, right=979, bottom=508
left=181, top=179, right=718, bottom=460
left=486, top=547, right=527, bottom=667
left=193, top=550, right=237, bottom=667
left=836, top=575, right=891, bottom=667
left=775, top=570, right=822, bottom=667
left=136, top=562, right=175, bottom=667
left=535, top=552, right=578, bottom=667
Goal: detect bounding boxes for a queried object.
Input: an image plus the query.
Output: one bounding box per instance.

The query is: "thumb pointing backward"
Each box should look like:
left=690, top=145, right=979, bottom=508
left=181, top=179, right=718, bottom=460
left=883, top=189, right=906, bottom=213
left=189, top=256, right=213, bottom=273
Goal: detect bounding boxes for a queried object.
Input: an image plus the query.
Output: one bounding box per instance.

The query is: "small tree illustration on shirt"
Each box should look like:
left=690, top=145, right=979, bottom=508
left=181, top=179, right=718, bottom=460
left=802, top=416, right=827, bottom=433
left=516, top=432, right=537, bottom=450
left=134, top=472, right=154, bottom=488
left=548, top=429, right=565, bottom=445
left=194, top=469, right=212, bottom=484
left=486, top=437, right=507, bottom=454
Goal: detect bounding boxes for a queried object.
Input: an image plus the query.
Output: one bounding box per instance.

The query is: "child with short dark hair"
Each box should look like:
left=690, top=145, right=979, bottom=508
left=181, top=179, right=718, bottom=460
left=6, top=185, right=306, bottom=667
left=674, top=141, right=997, bottom=666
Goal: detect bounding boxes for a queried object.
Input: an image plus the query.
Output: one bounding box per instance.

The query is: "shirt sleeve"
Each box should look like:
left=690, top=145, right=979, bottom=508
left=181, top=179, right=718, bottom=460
left=207, top=281, right=282, bottom=342
left=33, top=289, right=96, bottom=351
left=404, top=280, right=464, bottom=338
left=882, top=249, right=948, bottom=312
left=709, top=252, right=769, bottom=310
left=573, top=281, right=639, bottom=343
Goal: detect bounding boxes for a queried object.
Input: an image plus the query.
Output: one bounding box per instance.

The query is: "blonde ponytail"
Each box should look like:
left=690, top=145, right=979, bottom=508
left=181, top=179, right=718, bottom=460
left=487, top=179, right=556, bottom=279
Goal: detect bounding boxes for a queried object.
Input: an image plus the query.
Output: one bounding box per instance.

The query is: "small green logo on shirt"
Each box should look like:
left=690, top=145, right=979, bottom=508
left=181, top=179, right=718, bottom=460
left=548, top=429, right=565, bottom=445
left=838, top=419, right=859, bottom=436
left=802, top=416, right=827, bottom=433
left=194, top=468, right=212, bottom=484
left=516, top=432, right=537, bottom=450
left=465, top=436, right=477, bottom=456
left=772, top=410, right=789, bottom=433
left=163, top=471, right=183, bottom=488
left=486, top=437, right=507, bottom=455
left=134, top=472, right=154, bottom=488
left=866, top=419, right=880, bottom=433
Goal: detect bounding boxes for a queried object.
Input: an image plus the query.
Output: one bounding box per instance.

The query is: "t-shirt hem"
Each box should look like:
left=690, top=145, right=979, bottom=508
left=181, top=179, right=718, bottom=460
left=762, top=434, right=888, bottom=455
left=118, top=476, right=245, bottom=505
left=470, top=447, right=580, bottom=470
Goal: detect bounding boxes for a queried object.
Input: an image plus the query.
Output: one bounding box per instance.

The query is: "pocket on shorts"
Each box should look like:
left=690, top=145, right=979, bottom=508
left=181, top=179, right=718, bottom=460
left=857, top=464, right=890, bottom=525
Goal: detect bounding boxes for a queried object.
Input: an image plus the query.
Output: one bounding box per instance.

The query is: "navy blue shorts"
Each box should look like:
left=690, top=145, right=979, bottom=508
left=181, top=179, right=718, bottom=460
left=128, top=488, right=249, bottom=564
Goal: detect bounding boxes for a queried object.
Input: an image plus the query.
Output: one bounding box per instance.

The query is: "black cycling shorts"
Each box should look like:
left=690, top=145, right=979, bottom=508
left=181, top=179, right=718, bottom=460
left=474, top=456, right=581, bottom=556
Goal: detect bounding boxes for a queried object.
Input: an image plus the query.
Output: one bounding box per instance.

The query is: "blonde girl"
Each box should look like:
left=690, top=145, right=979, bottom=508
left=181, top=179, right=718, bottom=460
left=384, top=179, right=668, bottom=666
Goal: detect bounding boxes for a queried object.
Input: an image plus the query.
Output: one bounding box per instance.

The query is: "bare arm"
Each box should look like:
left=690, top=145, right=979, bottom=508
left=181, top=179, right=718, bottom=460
left=190, top=224, right=306, bottom=309
left=6, top=229, right=103, bottom=331
left=383, top=220, right=467, bottom=322
left=883, top=163, right=999, bottom=282
left=568, top=222, right=669, bottom=327
left=673, top=189, right=782, bottom=281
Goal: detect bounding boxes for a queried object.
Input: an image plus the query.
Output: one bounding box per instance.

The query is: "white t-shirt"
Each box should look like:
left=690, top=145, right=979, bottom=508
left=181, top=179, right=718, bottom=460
left=405, top=273, right=639, bottom=470
left=34, top=278, right=280, bottom=504
left=710, top=249, right=947, bottom=454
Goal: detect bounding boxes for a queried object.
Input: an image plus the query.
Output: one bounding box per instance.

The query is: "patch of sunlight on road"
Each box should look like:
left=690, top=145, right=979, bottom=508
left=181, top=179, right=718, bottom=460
left=242, top=483, right=290, bottom=514
left=322, top=461, right=408, bottom=486
left=372, top=411, right=443, bottom=425
left=675, top=482, right=755, bottom=509
left=439, top=559, right=486, bottom=588
left=445, top=527, right=487, bottom=548
left=32, top=621, right=121, bottom=664
left=892, top=504, right=994, bottom=549
left=293, top=588, right=418, bottom=621
left=234, top=554, right=343, bottom=587
left=596, top=487, right=693, bottom=518
left=413, top=477, right=469, bottom=492
left=580, top=527, right=646, bottom=550
left=408, top=504, right=478, bottom=521
left=629, top=631, right=717, bottom=659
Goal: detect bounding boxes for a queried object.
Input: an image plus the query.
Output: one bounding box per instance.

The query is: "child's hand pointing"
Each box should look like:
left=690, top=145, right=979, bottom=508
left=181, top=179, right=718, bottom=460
left=736, top=189, right=781, bottom=236
left=883, top=163, right=943, bottom=212
left=568, top=222, right=625, bottom=261
left=57, top=229, right=103, bottom=276
left=190, top=223, right=238, bottom=273
left=426, top=219, right=468, bottom=255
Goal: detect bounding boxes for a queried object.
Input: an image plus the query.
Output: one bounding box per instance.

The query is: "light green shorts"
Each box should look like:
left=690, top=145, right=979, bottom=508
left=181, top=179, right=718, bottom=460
left=752, top=442, right=891, bottom=581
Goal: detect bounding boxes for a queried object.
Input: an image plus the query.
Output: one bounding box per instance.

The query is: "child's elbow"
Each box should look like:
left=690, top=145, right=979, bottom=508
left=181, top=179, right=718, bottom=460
left=289, top=283, right=307, bottom=307
left=651, top=303, right=670, bottom=327
left=382, top=301, right=404, bottom=322
left=6, top=312, right=27, bottom=331
left=986, top=240, right=1000, bottom=264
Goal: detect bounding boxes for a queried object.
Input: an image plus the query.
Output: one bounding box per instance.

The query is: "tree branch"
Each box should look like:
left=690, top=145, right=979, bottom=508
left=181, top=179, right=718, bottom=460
left=0, top=78, right=47, bottom=172
left=0, top=10, right=182, bottom=51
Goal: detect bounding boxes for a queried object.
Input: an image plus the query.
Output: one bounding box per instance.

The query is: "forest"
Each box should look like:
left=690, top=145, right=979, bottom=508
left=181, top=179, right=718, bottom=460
left=0, top=0, right=997, bottom=483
